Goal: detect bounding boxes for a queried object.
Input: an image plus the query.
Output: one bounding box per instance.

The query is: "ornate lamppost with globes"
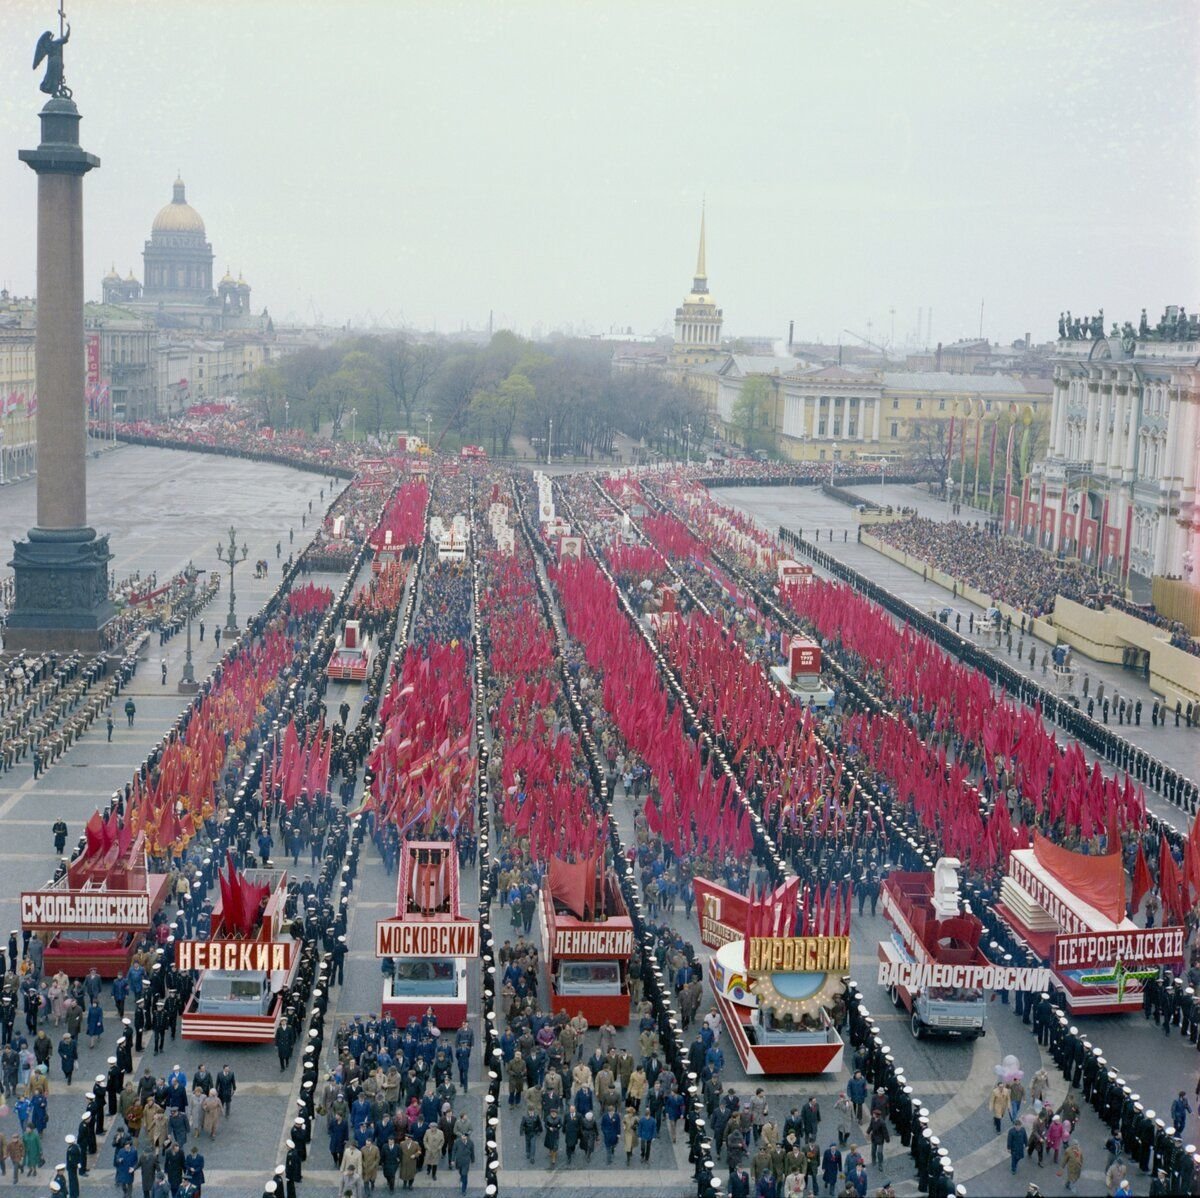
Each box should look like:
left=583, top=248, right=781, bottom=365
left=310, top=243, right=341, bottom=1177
left=177, top=561, right=205, bottom=693
left=216, top=526, right=248, bottom=633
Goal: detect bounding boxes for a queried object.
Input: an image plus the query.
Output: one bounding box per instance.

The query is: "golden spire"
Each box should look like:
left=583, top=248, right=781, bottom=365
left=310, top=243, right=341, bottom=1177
left=695, top=203, right=707, bottom=281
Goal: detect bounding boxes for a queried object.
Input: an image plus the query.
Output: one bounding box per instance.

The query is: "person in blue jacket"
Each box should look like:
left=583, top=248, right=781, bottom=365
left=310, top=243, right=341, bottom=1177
left=184, top=1145, right=205, bottom=1190
left=114, top=1140, right=139, bottom=1198
left=637, top=1110, right=657, bottom=1162
left=57, top=1033, right=77, bottom=1084
left=328, top=1113, right=349, bottom=1167
left=600, top=1106, right=621, bottom=1163
left=665, top=1089, right=687, bottom=1142
left=86, top=1001, right=104, bottom=1049
left=111, top=972, right=129, bottom=1020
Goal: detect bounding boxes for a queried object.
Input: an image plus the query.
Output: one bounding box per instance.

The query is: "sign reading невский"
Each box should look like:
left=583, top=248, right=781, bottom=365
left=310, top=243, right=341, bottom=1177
left=175, top=940, right=296, bottom=973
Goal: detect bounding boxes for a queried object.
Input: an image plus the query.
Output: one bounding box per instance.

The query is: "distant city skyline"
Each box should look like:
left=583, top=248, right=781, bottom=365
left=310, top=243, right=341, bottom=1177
left=0, top=1, right=1196, bottom=344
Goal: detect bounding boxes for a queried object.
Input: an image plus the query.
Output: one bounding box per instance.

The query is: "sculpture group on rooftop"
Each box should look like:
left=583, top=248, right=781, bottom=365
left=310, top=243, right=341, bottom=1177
left=1059, top=306, right=1196, bottom=344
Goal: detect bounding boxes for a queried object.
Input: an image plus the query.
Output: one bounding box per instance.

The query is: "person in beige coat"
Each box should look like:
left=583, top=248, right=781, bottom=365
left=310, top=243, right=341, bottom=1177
left=622, top=1108, right=638, bottom=1164
left=422, top=1124, right=445, bottom=1180
left=200, top=1091, right=223, bottom=1139
left=361, top=1139, right=380, bottom=1189
left=989, top=1082, right=1010, bottom=1133
left=341, top=1141, right=363, bottom=1182
left=626, top=1067, right=648, bottom=1111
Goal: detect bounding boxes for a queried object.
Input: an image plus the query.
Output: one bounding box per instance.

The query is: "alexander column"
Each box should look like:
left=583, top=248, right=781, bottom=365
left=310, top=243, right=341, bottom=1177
left=6, top=15, right=113, bottom=651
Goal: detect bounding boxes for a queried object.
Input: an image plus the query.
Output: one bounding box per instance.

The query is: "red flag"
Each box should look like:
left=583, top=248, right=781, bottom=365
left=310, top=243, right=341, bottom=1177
left=85, top=811, right=104, bottom=858
left=1186, top=813, right=1200, bottom=903
left=1159, top=837, right=1186, bottom=923
left=549, top=855, right=591, bottom=921
left=1130, top=842, right=1153, bottom=915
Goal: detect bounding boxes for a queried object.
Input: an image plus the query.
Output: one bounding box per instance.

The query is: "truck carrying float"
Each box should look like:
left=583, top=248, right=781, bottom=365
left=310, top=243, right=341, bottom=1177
left=326, top=618, right=372, bottom=682
left=997, top=834, right=1182, bottom=1014
left=539, top=855, right=634, bottom=1027
left=877, top=857, right=994, bottom=1040
left=375, top=841, right=477, bottom=1027
left=179, top=857, right=300, bottom=1042
left=693, top=876, right=847, bottom=1075
left=21, top=814, right=170, bottom=980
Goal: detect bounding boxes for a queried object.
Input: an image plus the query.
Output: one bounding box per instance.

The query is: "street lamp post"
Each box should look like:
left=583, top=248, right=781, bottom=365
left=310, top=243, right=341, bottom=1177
left=350, top=407, right=357, bottom=442
left=684, top=423, right=692, bottom=468
left=946, top=475, right=954, bottom=517
left=547, top=417, right=553, bottom=467
left=424, top=411, right=432, bottom=447
left=216, top=527, right=249, bottom=633
left=178, top=561, right=205, bottom=693
left=284, top=400, right=289, bottom=432
left=831, top=442, right=838, bottom=486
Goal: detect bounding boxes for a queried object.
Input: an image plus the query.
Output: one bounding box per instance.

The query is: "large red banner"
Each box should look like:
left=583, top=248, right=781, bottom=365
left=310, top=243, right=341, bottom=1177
left=693, top=877, right=749, bottom=949
left=1102, top=526, right=1122, bottom=570
left=1040, top=506, right=1056, bottom=549
left=1080, top=517, right=1097, bottom=562
left=1022, top=501, right=1038, bottom=539
left=1004, top=493, right=1020, bottom=535
left=1060, top=510, right=1076, bottom=550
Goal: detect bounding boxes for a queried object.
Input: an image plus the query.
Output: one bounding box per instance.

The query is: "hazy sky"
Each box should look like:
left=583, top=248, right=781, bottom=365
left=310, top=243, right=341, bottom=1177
left=0, top=1, right=1196, bottom=346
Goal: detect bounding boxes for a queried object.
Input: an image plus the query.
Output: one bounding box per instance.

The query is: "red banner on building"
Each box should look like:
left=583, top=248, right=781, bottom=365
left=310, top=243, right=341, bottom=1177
left=1080, top=517, right=1097, bottom=562
left=1040, top=506, right=1056, bottom=549
left=1060, top=510, right=1076, bottom=551
left=1022, top=501, right=1038, bottom=539
left=1102, top=526, right=1122, bottom=570
left=85, top=334, right=101, bottom=385
left=1004, top=493, right=1021, bottom=536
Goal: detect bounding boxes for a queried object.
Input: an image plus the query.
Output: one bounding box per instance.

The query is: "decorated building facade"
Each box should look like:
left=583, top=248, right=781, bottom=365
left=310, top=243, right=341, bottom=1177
left=1030, top=308, right=1200, bottom=588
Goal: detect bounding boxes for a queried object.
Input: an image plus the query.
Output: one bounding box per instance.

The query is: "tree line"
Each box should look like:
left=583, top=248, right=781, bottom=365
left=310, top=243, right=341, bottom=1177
left=241, top=332, right=708, bottom=460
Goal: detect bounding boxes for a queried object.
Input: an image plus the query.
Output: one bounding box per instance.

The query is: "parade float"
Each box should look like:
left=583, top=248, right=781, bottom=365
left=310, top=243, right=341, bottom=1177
left=878, top=857, right=1023, bottom=1040
left=22, top=814, right=171, bottom=979
left=180, top=857, right=300, bottom=1042
left=369, top=479, right=428, bottom=574
left=645, top=584, right=679, bottom=634
left=776, top=560, right=814, bottom=588
left=375, top=841, right=477, bottom=1026
left=539, top=856, right=634, bottom=1026
left=996, top=834, right=1183, bottom=1014
left=693, top=876, right=848, bottom=1074
left=326, top=618, right=372, bottom=682
left=771, top=633, right=834, bottom=708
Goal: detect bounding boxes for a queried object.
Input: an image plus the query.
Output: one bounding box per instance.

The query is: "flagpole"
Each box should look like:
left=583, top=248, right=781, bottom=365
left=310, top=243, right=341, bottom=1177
left=972, top=403, right=982, bottom=508
left=987, top=420, right=998, bottom=515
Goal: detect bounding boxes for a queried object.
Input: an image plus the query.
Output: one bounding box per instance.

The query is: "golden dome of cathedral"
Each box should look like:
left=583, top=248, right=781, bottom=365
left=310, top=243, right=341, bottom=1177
left=151, top=176, right=205, bottom=236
